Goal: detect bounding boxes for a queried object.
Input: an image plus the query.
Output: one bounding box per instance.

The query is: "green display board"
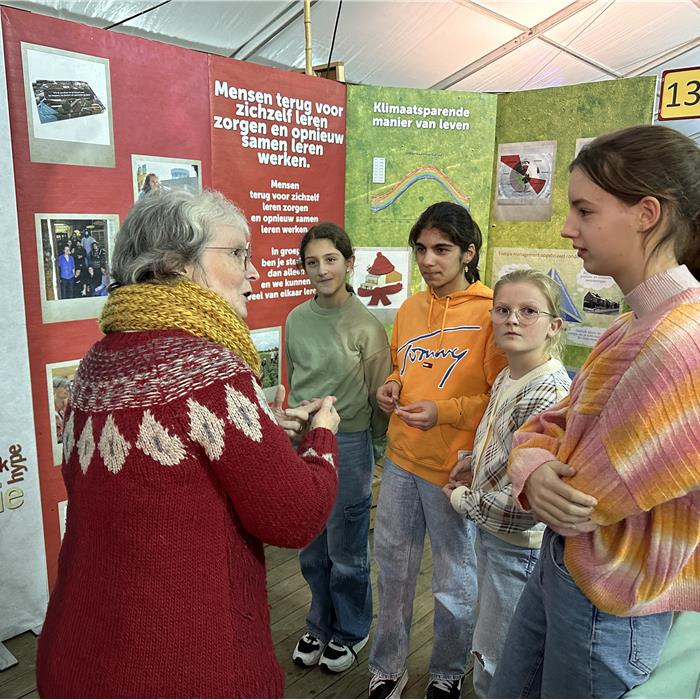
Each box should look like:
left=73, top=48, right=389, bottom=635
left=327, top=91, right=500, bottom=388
left=345, top=84, right=498, bottom=294
left=488, top=77, right=657, bottom=369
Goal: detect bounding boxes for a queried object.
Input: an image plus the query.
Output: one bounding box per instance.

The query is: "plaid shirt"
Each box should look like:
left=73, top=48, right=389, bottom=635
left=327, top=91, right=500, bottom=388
left=451, top=359, right=570, bottom=547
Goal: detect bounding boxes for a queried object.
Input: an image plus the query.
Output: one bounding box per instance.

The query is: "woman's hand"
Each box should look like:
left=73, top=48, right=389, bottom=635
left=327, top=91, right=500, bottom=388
left=394, top=400, right=438, bottom=431
left=377, top=381, right=400, bottom=414
left=524, top=460, right=598, bottom=535
left=269, top=385, right=321, bottom=444
left=442, top=455, right=473, bottom=498
left=310, top=396, right=340, bottom=435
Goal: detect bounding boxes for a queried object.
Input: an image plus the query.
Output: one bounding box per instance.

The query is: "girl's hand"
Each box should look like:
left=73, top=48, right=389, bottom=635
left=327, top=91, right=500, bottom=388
left=394, top=400, right=437, bottom=430
left=377, top=381, right=400, bottom=414
left=310, top=396, right=340, bottom=435
left=524, top=460, right=598, bottom=532
left=448, top=455, right=473, bottom=486
left=442, top=455, right=473, bottom=498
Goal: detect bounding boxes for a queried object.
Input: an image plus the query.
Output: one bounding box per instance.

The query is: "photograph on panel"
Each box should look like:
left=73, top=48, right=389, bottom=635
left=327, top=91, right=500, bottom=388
left=250, top=326, right=281, bottom=403
left=21, top=42, right=114, bottom=167
left=131, top=155, right=202, bottom=201
left=35, top=213, right=118, bottom=323
left=494, top=141, right=556, bottom=221
left=46, top=359, right=81, bottom=466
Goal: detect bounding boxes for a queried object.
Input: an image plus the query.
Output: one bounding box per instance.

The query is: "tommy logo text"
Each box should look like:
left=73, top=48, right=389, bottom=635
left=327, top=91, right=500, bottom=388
left=398, top=326, right=479, bottom=388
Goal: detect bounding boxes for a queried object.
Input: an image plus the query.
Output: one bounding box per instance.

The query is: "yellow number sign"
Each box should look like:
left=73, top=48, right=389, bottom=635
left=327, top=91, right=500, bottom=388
left=658, top=66, right=700, bottom=121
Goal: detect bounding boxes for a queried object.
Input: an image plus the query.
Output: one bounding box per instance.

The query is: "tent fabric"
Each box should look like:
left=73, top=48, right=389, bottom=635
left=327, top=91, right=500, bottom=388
left=3, top=0, right=699, bottom=99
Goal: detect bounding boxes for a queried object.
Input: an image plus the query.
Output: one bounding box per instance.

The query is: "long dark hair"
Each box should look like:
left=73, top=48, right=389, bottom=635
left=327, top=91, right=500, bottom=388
left=571, top=125, right=700, bottom=279
left=408, top=201, right=482, bottom=284
left=299, top=222, right=354, bottom=293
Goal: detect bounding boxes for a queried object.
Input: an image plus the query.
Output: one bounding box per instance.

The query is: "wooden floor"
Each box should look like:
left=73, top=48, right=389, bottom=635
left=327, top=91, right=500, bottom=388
left=1, top=471, right=475, bottom=699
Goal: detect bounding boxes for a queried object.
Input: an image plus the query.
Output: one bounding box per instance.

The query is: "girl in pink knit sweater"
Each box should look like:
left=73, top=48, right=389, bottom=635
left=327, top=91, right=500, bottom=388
left=490, top=125, right=700, bottom=698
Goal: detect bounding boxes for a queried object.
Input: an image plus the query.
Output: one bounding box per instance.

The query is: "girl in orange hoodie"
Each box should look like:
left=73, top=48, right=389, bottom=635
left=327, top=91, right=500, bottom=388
left=368, top=201, right=506, bottom=699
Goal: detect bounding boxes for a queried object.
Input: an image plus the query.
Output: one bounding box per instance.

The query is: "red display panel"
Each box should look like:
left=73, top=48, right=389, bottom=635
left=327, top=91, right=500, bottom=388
left=209, top=56, right=346, bottom=333
left=2, top=7, right=211, bottom=585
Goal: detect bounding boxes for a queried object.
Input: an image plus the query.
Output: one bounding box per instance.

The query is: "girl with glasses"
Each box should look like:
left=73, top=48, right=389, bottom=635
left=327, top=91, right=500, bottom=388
left=491, top=124, right=700, bottom=698
left=443, top=268, right=570, bottom=697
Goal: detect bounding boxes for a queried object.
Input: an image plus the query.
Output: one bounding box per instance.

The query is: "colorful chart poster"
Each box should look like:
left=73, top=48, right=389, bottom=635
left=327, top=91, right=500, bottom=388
left=345, top=84, right=498, bottom=292
left=209, top=56, right=346, bottom=332
left=494, top=141, right=555, bottom=221
left=492, top=247, right=624, bottom=371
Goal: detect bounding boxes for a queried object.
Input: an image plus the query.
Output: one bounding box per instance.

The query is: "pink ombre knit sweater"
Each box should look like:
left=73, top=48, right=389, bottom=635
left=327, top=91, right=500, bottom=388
left=510, top=268, right=700, bottom=616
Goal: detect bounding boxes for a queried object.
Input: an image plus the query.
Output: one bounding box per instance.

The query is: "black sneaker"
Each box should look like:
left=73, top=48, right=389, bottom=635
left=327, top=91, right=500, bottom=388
left=369, top=669, right=409, bottom=698
left=583, top=291, right=620, bottom=315
left=292, top=633, right=327, bottom=667
left=424, top=675, right=464, bottom=699
left=318, top=635, right=369, bottom=673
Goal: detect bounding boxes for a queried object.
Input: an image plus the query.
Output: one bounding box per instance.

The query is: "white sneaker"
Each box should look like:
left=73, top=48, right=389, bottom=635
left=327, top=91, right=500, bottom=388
left=292, top=633, right=327, bottom=667
left=369, top=669, right=409, bottom=698
left=318, top=634, right=369, bottom=673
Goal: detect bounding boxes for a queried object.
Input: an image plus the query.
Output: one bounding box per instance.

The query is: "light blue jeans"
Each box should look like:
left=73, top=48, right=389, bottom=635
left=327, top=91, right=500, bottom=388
left=299, top=429, right=374, bottom=645
left=472, top=527, right=540, bottom=698
left=369, top=458, right=477, bottom=681
left=489, top=529, right=673, bottom=699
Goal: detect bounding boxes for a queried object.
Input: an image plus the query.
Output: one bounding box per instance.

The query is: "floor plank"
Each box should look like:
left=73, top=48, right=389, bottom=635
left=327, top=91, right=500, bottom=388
left=0, top=509, right=474, bottom=698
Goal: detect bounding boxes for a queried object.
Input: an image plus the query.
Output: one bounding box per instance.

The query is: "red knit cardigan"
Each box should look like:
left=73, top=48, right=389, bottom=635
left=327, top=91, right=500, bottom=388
left=36, top=330, right=338, bottom=698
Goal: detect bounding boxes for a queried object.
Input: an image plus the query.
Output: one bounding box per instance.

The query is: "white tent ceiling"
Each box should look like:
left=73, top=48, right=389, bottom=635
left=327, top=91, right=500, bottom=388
left=2, top=0, right=700, bottom=107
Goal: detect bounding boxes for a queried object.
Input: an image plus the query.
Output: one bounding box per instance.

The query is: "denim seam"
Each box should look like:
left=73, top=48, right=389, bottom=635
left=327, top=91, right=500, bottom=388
left=368, top=665, right=405, bottom=681
left=428, top=673, right=464, bottom=682
left=588, top=605, right=599, bottom=698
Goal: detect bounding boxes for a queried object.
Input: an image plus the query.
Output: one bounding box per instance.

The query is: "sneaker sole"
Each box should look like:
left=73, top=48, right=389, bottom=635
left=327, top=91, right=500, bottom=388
left=292, top=654, right=321, bottom=668
left=318, top=636, right=370, bottom=673
left=292, top=645, right=326, bottom=667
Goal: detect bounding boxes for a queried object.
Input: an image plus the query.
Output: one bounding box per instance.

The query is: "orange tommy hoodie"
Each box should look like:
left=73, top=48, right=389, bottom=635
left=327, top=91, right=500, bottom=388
left=384, top=281, right=507, bottom=486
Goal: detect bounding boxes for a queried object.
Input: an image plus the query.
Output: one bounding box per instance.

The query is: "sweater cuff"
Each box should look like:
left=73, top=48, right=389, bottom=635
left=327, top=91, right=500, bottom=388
left=385, top=371, right=402, bottom=388
left=450, top=485, right=468, bottom=515
left=301, top=427, right=338, bottom=468
left=509, top=447, right=558, bottom=511
left=436, top=399, right=460, bottom=426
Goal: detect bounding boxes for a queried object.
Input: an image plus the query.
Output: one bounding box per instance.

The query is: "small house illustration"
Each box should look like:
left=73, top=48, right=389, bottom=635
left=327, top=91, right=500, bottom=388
left=358, top=252, right=403, bottom=306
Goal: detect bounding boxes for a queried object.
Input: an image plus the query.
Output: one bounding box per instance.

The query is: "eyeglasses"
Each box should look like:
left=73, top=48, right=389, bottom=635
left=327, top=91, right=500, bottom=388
left=491, top=304, right=555, bottom=326
left=205, top=242, right=252, bottom=270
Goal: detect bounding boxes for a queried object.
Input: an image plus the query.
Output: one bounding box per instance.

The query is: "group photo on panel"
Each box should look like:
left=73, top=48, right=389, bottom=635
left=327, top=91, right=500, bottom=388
left=34, top=124, right=700, bottom=699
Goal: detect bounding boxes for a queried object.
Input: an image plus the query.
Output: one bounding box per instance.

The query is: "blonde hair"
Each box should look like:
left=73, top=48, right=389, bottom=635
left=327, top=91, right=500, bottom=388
left=493, top=269, right=566, bottom=359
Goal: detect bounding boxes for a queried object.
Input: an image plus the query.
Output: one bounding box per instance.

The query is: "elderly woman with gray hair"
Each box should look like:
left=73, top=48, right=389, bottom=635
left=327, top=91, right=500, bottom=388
left=36, top=190, right=340, bottom=699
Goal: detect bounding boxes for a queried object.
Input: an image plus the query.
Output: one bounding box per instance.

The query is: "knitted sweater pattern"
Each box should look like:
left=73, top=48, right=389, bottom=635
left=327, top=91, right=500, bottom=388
left=36, top=330, right=338, bottom=699
left=451, top=360, right=571, bottom=547
left=509, top=289, right=700, bottom=616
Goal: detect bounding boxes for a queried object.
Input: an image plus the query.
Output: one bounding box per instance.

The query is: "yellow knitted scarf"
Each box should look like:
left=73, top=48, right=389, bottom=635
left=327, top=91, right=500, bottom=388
left=99, top=278, right=261, bottom=375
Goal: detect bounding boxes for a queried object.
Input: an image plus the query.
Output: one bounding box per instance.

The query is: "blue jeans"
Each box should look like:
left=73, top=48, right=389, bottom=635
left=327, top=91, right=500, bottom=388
left=489, top=529, right=673, bottom=699
left=369, top=458, right=477, bottom=681
left=299, top=429, right=374, bottom=645
left=472, top=528, right=540, bottom=698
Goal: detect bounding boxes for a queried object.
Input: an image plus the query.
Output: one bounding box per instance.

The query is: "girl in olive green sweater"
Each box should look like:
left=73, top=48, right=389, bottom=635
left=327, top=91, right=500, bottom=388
left=286, top=222, right=391, bottom=674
